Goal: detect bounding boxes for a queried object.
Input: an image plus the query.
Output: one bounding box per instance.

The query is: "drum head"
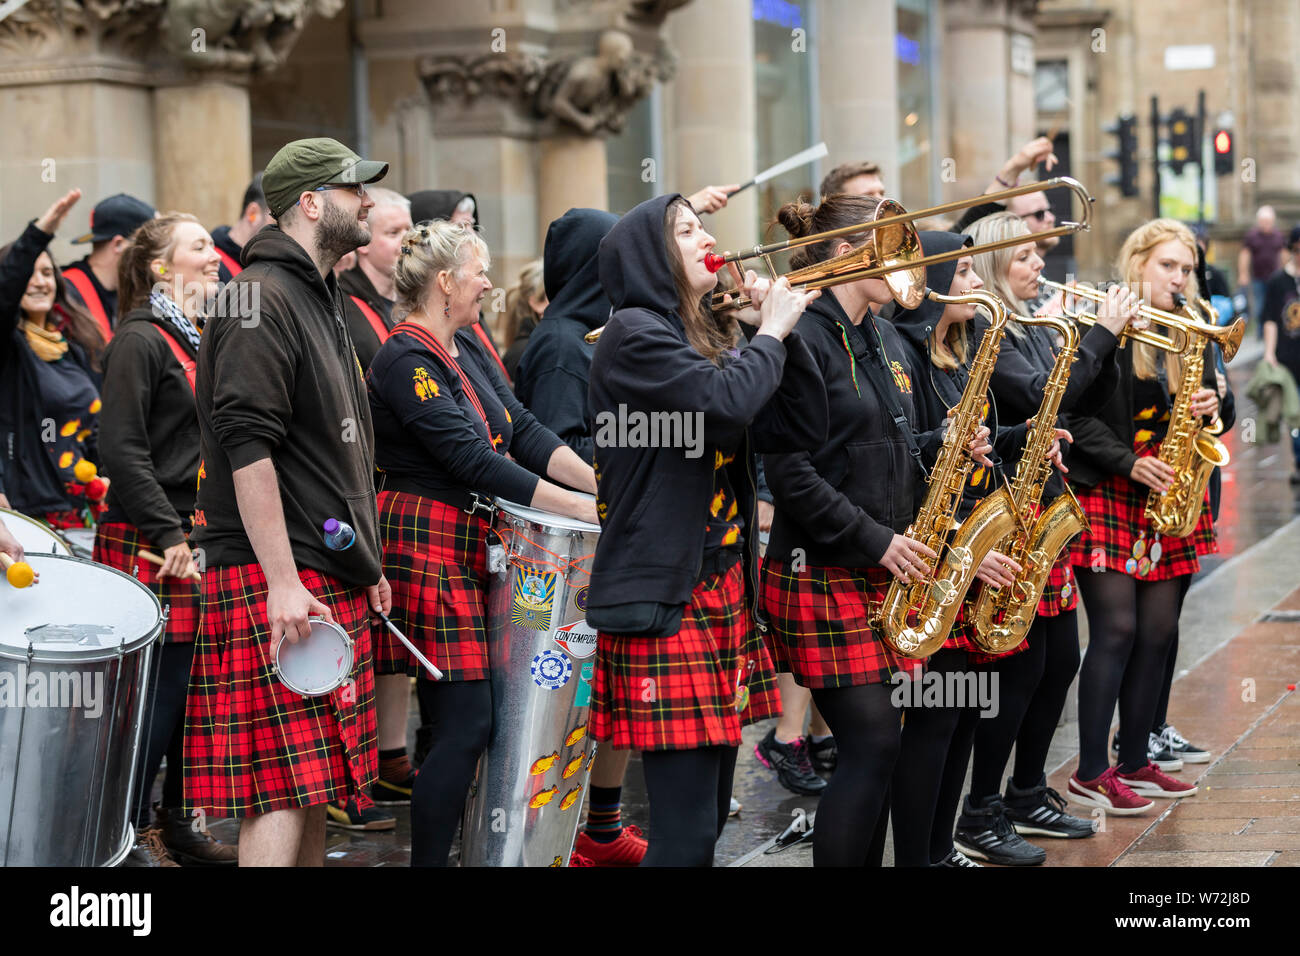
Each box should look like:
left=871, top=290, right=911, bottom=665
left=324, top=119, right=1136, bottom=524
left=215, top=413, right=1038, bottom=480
left=0, top=507, right=72, bottom=556
left=495, top=496, right=601, bottom=534
left=275, top=618, right=353, bottom=696
left=1, top=554, right=161, bottom=662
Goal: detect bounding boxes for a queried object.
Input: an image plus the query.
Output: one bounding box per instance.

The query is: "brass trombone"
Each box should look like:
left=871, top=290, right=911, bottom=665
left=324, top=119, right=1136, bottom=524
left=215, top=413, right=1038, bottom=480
left=584, top=177, right=1095, bottom=343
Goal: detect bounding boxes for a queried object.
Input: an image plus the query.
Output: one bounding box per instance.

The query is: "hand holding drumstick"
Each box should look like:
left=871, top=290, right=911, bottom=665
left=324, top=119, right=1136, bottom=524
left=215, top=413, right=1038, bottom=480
left=137, top=546, right=202, bottom=581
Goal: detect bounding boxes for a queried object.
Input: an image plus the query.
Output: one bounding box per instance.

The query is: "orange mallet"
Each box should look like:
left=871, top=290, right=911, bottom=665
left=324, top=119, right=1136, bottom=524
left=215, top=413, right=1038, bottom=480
left=1, top=552, right=35, bottom=588
left=137, top=549, right=201, bottom=582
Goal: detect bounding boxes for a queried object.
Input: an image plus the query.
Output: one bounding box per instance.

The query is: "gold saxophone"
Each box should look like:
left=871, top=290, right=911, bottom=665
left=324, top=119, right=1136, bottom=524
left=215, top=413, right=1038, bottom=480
left=970, top=311, right=1089, bottom=653
left=878, top=289, right=1019, bottom=659
left=1143, top=297, right=1232, bottom=537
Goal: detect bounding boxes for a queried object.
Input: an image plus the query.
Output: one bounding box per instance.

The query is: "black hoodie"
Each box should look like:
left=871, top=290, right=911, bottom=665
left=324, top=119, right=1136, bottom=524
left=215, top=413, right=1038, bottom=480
left=408, top=189, right=478, bottom=227
left=340, top=264, right=394, bottom=372
left=587, top=194, right=827, bottom=621
left=515, top=208, right=619, bottom=463
left=193, top=226, right=382, bottom=588
left=891, top=232, right=1029, bottom=516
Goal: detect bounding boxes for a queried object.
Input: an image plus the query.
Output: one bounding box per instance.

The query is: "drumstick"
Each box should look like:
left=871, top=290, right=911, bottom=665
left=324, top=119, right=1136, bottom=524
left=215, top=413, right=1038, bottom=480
left=377, top=610, right=444, bottom=681
left=137, top=549, right=201, bottom=581
left=1, top=552, right=36, bottom=589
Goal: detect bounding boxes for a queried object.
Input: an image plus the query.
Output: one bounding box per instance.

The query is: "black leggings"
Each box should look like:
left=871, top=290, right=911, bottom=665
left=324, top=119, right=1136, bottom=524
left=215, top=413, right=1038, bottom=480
left=891, top=649, right=980, bottom=866
left=969, top=610, right=1081, bottom=798
left=1075, top=571, right=1185, bottom=780
left=1153, top=575, right=1194, bottom=730
left=133, top=640, right=194, bottom=828
left=639, top=746, right=738, bottom=866
left=810, top=682, right=900, bottom=867
left=410, top=678, right=492, bottom=867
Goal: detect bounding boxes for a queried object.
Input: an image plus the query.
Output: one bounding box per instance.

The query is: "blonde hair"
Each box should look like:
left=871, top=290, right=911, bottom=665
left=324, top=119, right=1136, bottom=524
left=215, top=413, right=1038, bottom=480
left=1116, top=218, right=1199, bottom=386
left=929, top=321, right=969, bottom=371
left=394, top=220, right=490, bottom=316
left=962, top=212, right=1035, bottom=341
left=117, top=212, right=203, bottom=315
left=501, top=259, right=545, bottom=348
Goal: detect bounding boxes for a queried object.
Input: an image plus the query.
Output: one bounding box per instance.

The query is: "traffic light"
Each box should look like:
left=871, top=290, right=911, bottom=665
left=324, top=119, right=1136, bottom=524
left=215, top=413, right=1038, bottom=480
left=1166, top=107, right=1199, bottom=175
left=1212, top=127, right=1235, bottom=176
left=1104, top=114, right=1139, bottom=198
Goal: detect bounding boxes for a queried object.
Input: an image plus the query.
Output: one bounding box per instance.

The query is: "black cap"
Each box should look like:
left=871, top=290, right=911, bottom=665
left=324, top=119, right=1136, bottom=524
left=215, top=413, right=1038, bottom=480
left=953, top=200, right=1008, bottom=233
left=71, top=193, right=157, bottom=245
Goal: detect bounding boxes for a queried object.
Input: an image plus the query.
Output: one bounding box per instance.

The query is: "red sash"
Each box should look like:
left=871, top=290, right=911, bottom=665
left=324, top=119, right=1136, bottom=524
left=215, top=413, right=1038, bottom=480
left=349, top=295, right=390, bottom=344
left=151, top=324, right=197, bottom=392
left=215, top=246, right=242, bottom=278
left=63, top=267, right=113, bottom=343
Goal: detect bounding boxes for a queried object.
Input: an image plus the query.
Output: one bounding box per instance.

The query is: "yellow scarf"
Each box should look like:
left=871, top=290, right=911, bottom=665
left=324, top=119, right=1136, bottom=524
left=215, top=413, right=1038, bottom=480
left=20, top=319, right=69, bottom=362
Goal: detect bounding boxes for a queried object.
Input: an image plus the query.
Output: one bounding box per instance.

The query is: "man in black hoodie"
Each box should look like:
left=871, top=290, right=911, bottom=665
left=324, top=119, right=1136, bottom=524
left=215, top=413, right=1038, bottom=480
left=186, top=137, right=394, bottom=866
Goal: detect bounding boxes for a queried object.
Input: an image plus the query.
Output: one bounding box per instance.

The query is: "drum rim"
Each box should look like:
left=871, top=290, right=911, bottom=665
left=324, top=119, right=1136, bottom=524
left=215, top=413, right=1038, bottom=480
left=495, top=496, right=601, bottom=534
left=0, top=506, right=73, bottom=557
left=0, top=553, right=163, bottom=662
left=274, top=617, right=354, bottom=697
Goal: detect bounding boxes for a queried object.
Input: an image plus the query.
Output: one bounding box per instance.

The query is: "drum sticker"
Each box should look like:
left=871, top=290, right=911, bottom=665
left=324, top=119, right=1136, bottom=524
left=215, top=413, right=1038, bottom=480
left=559, top=785, right=583, bottom=811
left=574, top=585, right=589, bottom=612
left=512, top=568, right=558, bottom=630
left=553, top=619, right=598, bottom=659
left=529, top=751, right=559, bottom=775
left=565, top=722, right=588, bottom=747
left=574, top=662, right=594, bottom=708
left=531, top=649, right=572, bottom=690
left=562, top=753, right=585, bottom=779
left=529, top=785, right=558, bottom=808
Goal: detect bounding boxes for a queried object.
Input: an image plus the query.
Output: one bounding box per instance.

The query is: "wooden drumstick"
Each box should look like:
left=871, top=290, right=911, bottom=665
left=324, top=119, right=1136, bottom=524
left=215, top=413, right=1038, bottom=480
left=1, top=552, right=35, bottom=589
left=137, top=549, right=202, bottom=581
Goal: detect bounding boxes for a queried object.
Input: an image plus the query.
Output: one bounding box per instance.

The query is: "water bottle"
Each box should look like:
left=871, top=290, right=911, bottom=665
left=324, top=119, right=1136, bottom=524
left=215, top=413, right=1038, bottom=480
left=322, top=517, right=355, bottom=551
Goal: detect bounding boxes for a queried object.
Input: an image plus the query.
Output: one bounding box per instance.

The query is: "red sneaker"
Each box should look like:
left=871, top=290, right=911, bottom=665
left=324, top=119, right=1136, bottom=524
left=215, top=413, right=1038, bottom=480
left=573, top=825, right=648, bottom=867
left=1117, top=762, right=1199, bottom=798
left=568, top=851, right=595, bottom=867
left=1066, top=766, right=1154, bottom=815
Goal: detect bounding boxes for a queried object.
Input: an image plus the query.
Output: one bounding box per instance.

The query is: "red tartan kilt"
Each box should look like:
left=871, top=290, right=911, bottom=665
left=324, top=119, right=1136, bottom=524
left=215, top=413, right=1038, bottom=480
left=591, top=561, right=774, bottom=750
left=93, top=522, right=199, bottom=643
left=945, top=584, right=1030, bottom=663
left=1037, top=553, right=1078, bottom=618
left=759, top=559, right=910, bottom=688
left=183, top=564, right=376, bottom=817
left=377, top=490, right=490, bottom=681
left=1068, top=461, right=1214, bottom=582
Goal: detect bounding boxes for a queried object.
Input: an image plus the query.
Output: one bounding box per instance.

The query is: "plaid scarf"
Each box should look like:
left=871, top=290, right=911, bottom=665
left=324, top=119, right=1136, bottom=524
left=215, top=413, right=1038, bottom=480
left=150, top=290, right=202, bottom=351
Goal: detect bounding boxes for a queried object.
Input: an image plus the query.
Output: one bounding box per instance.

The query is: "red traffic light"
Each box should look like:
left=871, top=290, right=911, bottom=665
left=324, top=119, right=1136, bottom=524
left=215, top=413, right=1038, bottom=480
left=1214, top=129, right=1232, bottom=154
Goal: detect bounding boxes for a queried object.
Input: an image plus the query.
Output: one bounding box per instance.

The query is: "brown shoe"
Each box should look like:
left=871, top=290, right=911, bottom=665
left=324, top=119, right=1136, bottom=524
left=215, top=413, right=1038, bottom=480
left=157, top=806, right=239, bottom=866
left=123, top=826, right=180, bottom=867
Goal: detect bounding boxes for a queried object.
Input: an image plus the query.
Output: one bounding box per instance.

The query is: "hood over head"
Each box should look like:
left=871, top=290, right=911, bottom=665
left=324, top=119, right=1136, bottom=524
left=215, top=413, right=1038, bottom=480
left=543, top=207, right=619, bottom=332
left=408, top=189, right=478, bottom=227
left=891, top=231, right=973, bottom=349
left=598, top=193, right=684, bottom=316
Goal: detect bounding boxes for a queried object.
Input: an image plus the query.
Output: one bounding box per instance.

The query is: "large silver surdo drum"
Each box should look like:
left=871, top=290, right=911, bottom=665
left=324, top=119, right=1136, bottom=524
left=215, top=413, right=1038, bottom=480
left=1, top=554, right=160, bottom=866
left=0, top=507, right=73, bottom=557
left=461, top=499, right=601, bottom=867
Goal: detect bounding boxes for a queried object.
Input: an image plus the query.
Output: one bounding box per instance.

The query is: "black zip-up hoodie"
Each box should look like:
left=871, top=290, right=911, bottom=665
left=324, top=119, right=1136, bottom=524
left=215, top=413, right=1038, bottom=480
left=98, top=305, right=200, bottom=548
left=515, top=208, right=619, bottom=464
left=891, top=232, right=1029, bottom=518
left=764, top=290, right=946, bottom=569
left=587, top=194, right=827, bottom=619
left=193, top=226, right=382, bottom=588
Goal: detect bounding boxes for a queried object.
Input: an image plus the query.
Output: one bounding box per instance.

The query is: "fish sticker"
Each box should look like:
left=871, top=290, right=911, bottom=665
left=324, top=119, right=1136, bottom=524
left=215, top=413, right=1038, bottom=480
left=529, top=785, right=558, bottom=808
left=530, top=751, right=559, bottom=775
left=565, top=723, right=587, bottom=747
left=559, top=786, right=582, bottom=811
left=562, top=754, right=584, bottom=779
left=550, top=856, right=564, bottom=868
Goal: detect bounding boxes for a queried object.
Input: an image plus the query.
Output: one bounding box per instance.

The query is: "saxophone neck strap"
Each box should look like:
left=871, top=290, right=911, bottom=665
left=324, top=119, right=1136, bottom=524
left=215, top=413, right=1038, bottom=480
left=841, top=315, right=925, bottom=472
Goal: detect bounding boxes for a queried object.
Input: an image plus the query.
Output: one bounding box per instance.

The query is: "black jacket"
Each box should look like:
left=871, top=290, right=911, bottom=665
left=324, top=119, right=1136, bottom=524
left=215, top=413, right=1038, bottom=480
left=193, top=226, right=382, bottom=588
left=764, top=292, right=945, bottom=570
left=588, top=194, right=827, bottom=616
left=0, top=222, right=100, bottom=513
left=516, top=208, right=619, bottom=464
left=1063, top=341, right=1234, bottom=490
left=98, top=306, right=199, bottom=549
left=502, top=315, right=536, bottom=383
left=340, top=265, right=395, bottom=372
left=211, top=225, right=244, bottom=284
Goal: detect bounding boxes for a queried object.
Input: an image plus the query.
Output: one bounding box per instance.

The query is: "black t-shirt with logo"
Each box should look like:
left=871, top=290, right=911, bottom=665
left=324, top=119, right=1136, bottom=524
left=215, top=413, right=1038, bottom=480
left=1262, top=268, right=1300, bottom=374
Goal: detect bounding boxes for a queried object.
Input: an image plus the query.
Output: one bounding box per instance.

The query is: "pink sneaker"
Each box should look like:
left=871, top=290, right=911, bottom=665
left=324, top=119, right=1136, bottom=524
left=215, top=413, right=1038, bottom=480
left=1117, top=761, right=1199, bottom=798
left=1066, top=766, right=1155, bottom=815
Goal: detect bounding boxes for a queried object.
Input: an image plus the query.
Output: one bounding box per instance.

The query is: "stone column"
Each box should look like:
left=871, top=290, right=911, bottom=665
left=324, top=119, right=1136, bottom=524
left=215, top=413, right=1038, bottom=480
left=1250, top=0, right=1300, bottom=215
left=154, top=82, right=252, bottom=227
left=665, top=0, right=756, bottom=251
left=538, top=137, right=609, bottom=239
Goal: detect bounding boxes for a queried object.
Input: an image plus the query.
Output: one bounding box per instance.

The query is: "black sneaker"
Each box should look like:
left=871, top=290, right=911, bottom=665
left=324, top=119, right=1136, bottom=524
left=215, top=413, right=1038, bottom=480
left=807, top=735, right=837, bottom=773
left=1113, top=729, right=1183, bottom=771
left=753, top=728, right=827, bottom=795
left=1155, top=723, right=1211, bottom=763
left=952, top=795, right=1047, bottom=866
left=371, top=769, right=415, bottom=806
left=1003, top=776, right=1097, bottom=839
left=936, top=848, right=982, bottom=868
left=326, top=795, right=396, bottom=831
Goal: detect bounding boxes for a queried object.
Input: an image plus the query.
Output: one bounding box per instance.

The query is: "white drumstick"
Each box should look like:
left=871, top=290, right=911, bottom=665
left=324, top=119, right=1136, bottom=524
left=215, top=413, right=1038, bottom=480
left=378, top=611, right=444, bottom=681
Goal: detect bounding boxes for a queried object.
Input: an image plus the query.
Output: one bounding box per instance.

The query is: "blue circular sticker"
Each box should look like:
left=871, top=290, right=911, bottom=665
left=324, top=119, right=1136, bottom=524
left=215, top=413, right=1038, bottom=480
left=531, top=650, right=572, bottom=690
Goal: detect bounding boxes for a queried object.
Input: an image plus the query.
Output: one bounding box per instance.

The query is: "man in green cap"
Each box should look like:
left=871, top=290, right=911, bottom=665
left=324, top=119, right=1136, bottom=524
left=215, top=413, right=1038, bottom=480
left=185, top=137, right=396, bottom=866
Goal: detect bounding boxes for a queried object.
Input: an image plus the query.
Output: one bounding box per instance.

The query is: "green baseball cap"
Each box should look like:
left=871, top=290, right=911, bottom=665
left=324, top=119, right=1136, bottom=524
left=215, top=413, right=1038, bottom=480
left=262, top=137, right=389, bottom=219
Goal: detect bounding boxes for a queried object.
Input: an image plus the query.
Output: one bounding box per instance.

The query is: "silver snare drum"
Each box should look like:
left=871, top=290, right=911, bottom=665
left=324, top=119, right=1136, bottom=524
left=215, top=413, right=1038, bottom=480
left=461, top=498, right=601, bottom=867
left=0, top=507, right=72, bottom=557
left=0, top=554, right=160, bottom=866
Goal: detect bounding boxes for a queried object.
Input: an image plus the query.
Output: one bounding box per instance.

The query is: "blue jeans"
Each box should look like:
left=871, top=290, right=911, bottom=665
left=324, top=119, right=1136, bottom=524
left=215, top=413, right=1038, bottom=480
left=1251, top=278, right=1269, bottom=337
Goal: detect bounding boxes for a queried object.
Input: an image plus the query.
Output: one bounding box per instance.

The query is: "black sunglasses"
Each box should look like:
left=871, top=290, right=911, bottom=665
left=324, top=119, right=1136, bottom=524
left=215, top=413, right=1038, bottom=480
left=1020, top=209, right=1052, bottom=223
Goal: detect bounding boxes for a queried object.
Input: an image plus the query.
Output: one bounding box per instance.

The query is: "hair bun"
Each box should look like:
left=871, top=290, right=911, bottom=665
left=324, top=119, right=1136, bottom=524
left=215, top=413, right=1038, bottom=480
left=776, top=200, right=817, bottom=239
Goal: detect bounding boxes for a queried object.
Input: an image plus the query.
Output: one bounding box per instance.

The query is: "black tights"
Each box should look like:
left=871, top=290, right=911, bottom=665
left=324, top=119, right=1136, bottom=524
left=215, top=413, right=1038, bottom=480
left=639, top=746, right=738, bottom=866
left=810, top=683, right=900, bottom=867
left=1075, top=571, right=1184, bottom=780
left=410, top=678, right=492, bottom=867
left=891, top=650, right=981, bottom=866
left=133, top=640, right=193, bottom=828
left=969, top=610, right=1081, bottom=798
left=1153, top=575, right=1194, bottom=730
